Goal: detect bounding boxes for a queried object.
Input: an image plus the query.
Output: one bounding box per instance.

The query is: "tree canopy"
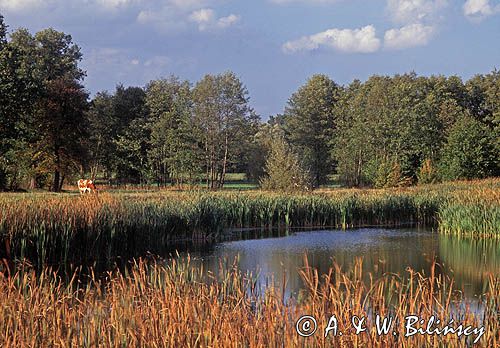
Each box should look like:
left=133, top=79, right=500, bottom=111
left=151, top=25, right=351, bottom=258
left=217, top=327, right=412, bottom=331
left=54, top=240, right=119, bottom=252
left=0, top=16, right=498, bottom=191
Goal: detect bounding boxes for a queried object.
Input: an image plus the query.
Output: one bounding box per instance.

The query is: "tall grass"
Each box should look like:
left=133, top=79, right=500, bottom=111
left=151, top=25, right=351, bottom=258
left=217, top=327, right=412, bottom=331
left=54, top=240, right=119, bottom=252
left=438, top=185, right=500, bottom=238
left=0, top=257, right=498, bottom=347
left=0, top=179, right=498, bottom=271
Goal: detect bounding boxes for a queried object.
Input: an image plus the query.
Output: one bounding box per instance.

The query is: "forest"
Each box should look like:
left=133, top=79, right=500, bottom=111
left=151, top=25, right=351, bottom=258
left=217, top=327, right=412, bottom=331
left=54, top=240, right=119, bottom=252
left=1, top=15, right=499, bottom=192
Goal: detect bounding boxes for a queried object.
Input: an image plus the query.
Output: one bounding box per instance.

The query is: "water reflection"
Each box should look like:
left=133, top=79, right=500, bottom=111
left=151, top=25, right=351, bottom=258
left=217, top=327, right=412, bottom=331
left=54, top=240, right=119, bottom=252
left=439, top=235, right=500, bottom=296
left=179, top=228, right=500, bottom=300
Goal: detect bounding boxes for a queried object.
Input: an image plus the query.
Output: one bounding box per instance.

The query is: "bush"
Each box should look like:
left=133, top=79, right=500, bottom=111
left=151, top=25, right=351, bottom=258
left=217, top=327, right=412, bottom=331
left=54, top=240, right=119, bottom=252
left=260, top=136, right=312, bottom=191
left=418, top=159, right=438, bottom=185
left=374, top=159, right=411, bottom=188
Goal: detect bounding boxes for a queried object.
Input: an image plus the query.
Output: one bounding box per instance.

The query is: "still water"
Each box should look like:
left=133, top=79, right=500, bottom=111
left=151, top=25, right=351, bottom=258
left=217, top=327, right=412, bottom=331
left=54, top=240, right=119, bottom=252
left=178, top=228, right=500, bottom=299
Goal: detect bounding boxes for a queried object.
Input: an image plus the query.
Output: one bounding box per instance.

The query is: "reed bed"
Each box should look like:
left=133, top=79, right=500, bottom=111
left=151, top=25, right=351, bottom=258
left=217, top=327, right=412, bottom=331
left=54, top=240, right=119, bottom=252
left=438, top=185, right=500, bottom=238
left=0, top=256, right=498, bottom=347
left=0, top=179, right=498, bottom=271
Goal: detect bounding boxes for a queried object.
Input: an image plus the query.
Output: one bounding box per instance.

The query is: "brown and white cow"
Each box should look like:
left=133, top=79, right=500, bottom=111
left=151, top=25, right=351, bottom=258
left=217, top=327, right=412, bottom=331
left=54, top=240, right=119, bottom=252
left=77, top=179, right=97, bottom=194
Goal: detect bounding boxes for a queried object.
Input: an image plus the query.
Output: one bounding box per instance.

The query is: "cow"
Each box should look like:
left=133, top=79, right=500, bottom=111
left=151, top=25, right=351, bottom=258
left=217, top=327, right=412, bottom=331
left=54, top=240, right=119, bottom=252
left=77, top=179, right=97, bottom=194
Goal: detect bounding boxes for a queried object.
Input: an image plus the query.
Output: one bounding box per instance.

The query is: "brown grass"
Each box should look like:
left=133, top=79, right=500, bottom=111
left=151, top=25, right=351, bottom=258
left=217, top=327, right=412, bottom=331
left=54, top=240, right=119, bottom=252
left=0, top=257, right=498, bottom=347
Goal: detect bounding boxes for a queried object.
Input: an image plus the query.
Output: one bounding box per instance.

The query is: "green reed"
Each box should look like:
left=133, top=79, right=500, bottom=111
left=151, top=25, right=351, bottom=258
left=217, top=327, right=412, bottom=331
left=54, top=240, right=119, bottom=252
left=0, top=179, right=498, bottom=271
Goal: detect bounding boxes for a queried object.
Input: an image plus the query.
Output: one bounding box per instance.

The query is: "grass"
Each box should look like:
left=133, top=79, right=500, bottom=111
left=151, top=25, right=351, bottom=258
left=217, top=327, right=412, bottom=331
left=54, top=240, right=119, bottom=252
left=0, top=180, right=498, bottom=347
left=438, top=184, right=500, bottom=238
left=0, top=256, right=498, bottom=347
left=0, top=179, right=498, bottom=271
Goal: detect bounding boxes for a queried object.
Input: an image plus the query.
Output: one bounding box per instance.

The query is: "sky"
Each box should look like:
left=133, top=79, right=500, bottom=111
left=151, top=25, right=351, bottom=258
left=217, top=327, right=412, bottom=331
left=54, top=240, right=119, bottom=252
left=1, top=0, right=499, bottom=118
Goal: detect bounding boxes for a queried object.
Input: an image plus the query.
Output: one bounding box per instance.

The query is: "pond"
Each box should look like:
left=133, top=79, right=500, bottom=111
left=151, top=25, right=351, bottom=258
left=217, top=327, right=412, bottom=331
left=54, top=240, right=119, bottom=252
left=176, top=228, right=500, bottom=300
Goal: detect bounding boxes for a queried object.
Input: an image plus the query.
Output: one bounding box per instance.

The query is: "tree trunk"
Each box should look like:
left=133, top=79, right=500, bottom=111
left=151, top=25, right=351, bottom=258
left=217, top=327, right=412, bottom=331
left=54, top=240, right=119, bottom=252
left=52, top=147, right=61, bottom=192
left=220, top=135, right=229, bottom=189
left=0, top=169, right=6, bottom=191
left=58, top=174, right=65, bottom=192
left=205, top=140, right=210, bottom=189
left=29, top=176, right=37, bottom=190
left=356, top=150, right=363, bottom=187
left=52, top=169, right=60, bottom=192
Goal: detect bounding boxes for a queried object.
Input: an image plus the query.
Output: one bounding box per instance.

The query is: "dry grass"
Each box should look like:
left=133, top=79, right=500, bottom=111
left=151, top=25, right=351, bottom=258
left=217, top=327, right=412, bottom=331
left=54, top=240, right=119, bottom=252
left=0, top=257, right=498, bottom=347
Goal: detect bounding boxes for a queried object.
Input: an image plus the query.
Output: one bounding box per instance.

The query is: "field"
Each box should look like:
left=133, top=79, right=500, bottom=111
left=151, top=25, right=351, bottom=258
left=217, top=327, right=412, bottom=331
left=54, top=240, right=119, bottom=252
left=1, top=179, right=499, bottom=273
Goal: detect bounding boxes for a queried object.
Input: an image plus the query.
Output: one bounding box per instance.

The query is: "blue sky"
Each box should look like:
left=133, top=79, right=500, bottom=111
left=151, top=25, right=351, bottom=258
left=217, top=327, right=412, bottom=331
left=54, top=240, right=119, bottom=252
left=1, top=0, right=499, bottom=117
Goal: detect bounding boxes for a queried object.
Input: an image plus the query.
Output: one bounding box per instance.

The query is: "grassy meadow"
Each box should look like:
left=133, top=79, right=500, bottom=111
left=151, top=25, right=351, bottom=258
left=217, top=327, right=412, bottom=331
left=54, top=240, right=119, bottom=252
left=0, top=178, right=499, bottom=272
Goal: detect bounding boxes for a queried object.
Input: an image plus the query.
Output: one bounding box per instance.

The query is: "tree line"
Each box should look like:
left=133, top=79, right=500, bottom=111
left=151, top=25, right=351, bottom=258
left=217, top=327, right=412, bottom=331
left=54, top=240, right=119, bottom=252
left=1, top=16, right=499, bottom=191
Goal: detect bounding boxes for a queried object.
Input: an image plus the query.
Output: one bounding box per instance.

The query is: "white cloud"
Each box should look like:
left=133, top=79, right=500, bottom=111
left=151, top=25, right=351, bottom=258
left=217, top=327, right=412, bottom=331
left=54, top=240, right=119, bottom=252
left=384, top=23, right=435, bottom=49
left=168, top=0, right=209, bottom=10
left=0, top=0, right=49, bottom=11
left=189, top=8, right=215, bottom=24
left=283, top=25, right=381, bottom=54
left=93, top=0, right=137, bottom=10
left=189, top=8, right=240, bottom=31
left=0, top=0, right=208, bottom=13
left=270, top=0, right=340, bottom=3
left=463, top=0, right=500, bottom=20
left=383, top=0, right=446, bottom=49
left=216, top=14, right=240, bottom=29
left=386, top=0, right=448, bottom=24
left=135, top=1, right=240, bottom=33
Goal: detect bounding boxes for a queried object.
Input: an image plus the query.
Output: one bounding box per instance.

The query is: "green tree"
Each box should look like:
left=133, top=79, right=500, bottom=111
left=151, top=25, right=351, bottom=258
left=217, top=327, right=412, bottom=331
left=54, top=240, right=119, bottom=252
left=112, top=86, right=149, bottom=184
left=193, top=72, right=258, bottom=189
left=86, top=91, right=117, bottom=180
left=0, top=17, right=40, bottom=190
left=36, top=78, right=89, bottom=191
left=5, top=27, right=87, bottom=191
left=260, top=136, right=311, bottom=191
left=417, top=159, right=438, bottom=185
left=439, top=115, right=499, bottom=180
left=283, top=74, right=341, bottom=187
left=246, top=118, right=285, bottom=182
left=146, top=76, right=201, bottom=187
left=333, top=73, right=466, bottom=187
left=466, top=70, right=500, bottom=158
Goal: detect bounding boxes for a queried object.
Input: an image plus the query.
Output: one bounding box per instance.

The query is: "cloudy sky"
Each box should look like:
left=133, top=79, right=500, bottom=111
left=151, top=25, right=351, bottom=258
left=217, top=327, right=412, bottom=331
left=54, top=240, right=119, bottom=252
left=1, top=0, right=499, bottom=117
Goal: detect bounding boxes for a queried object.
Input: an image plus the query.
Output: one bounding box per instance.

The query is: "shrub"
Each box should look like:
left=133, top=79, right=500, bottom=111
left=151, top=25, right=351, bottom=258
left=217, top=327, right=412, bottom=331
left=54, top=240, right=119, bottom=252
left=418, top=159, right=438, bottom=185
left=260, top=136, right=312, bottom=191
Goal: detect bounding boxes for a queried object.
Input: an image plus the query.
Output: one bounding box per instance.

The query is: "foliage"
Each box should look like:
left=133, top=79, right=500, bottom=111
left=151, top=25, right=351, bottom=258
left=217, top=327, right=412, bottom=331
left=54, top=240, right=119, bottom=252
left=1, top=15, right=499, bottom=190
left=246, top=121, right=285, bottom=182
left=193, top=72, right=259, bottom=189
left=146, top=76, right=201, bottom=187
left=36, top=78, right=89, bottom=191
left=438, top=115, right=499, bottom=180
left=417, top=158, right=438, bottom=185
left=373, top=158, right=410, bottom=188
left=283, top=74, right=340, bottom=187
left=0, top=16, right=40, bottom=190
left=86, top=91, right=117, bottom=179
left=260, top=136, right=312, bottom=191
left=3, top=26, right=87, bottom=191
